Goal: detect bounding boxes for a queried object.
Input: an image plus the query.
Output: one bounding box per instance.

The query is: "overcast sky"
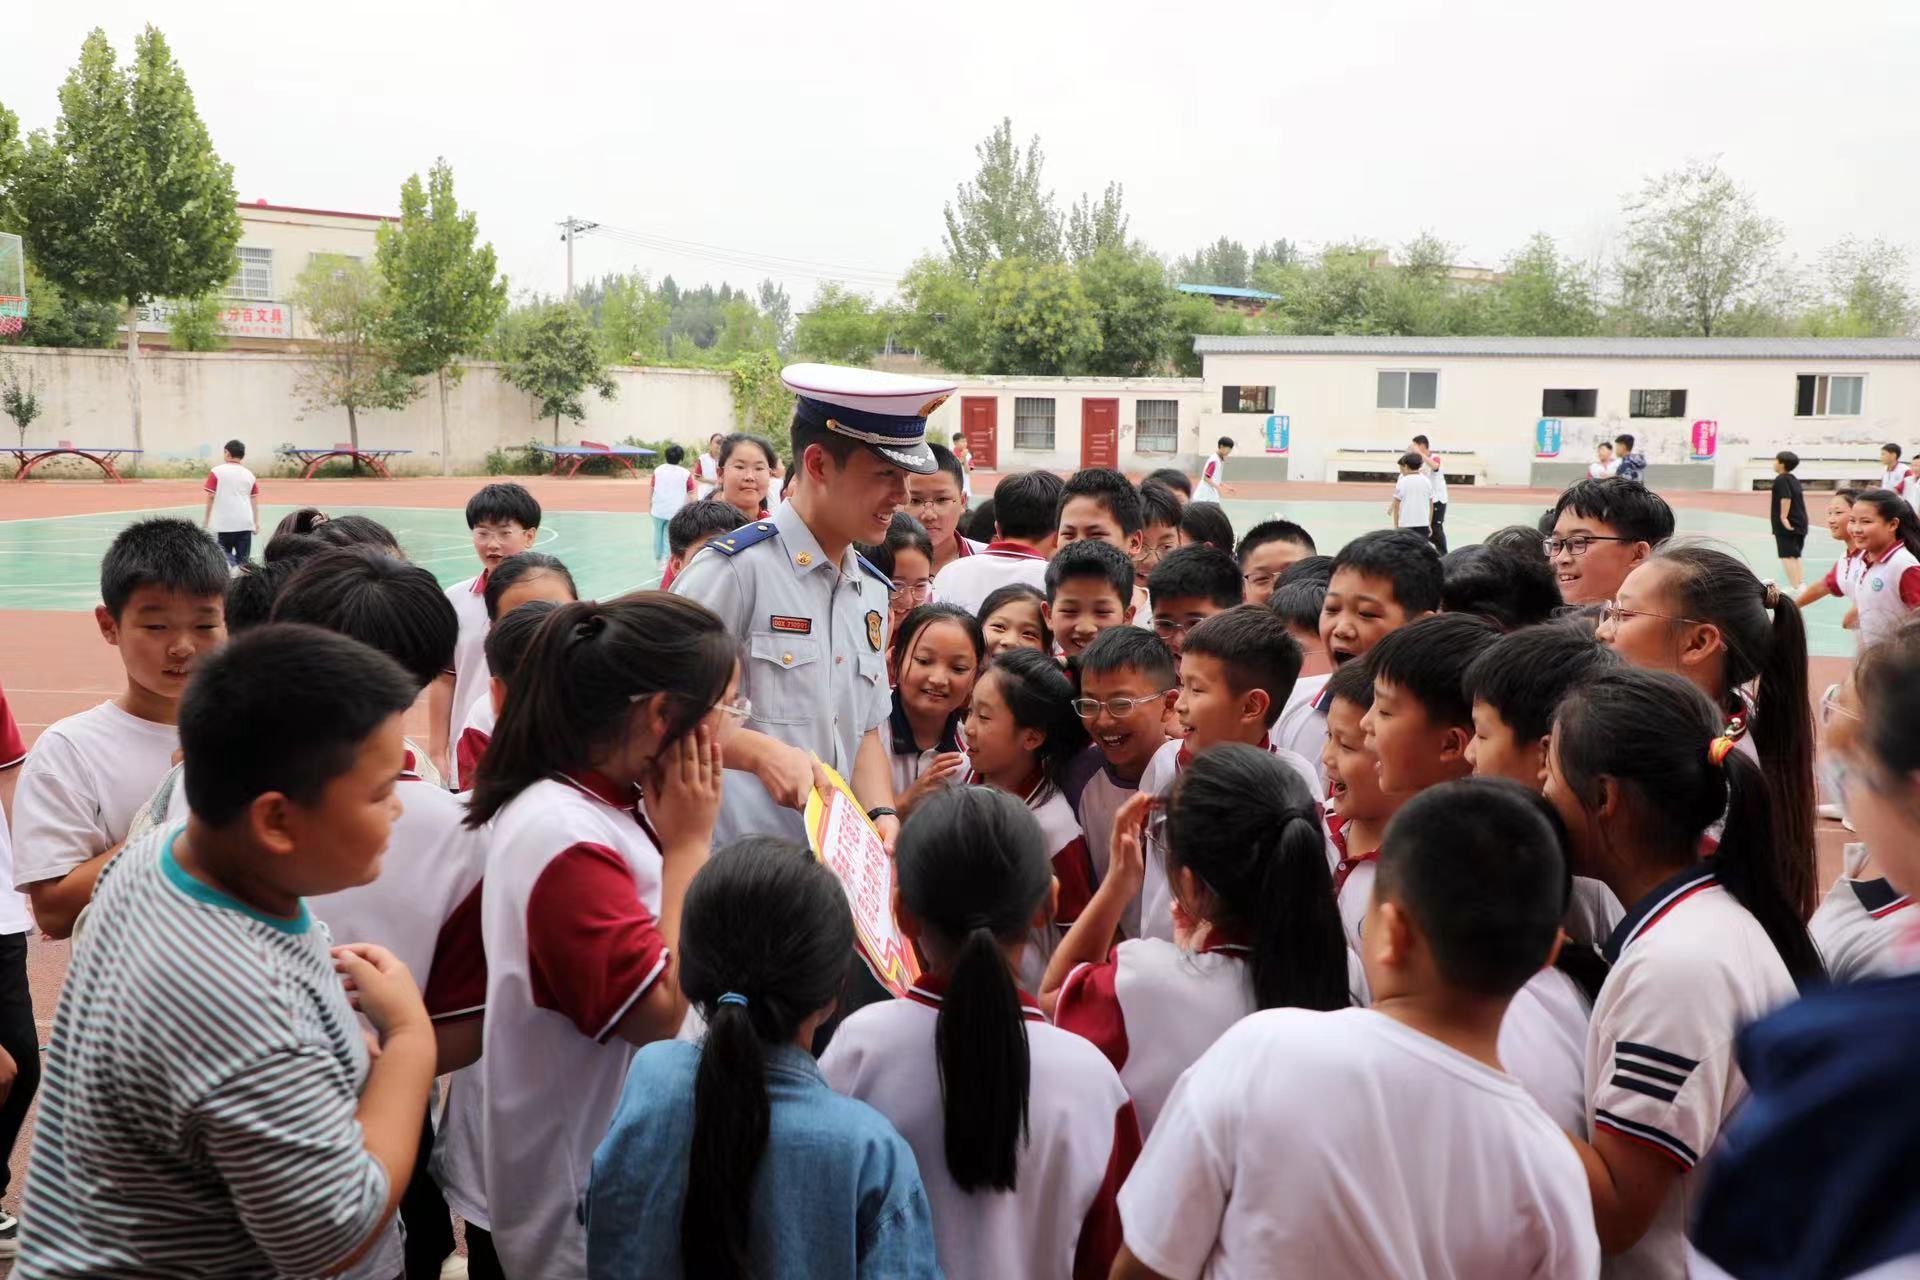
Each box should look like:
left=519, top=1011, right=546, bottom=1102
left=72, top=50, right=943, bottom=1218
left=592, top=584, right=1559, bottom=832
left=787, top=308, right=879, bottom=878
left=6, top=0, right=1916, bottom=307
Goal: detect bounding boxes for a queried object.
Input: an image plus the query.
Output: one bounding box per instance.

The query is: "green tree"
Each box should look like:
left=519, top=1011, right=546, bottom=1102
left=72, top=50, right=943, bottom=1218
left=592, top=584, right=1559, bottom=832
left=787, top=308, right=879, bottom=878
left=1174, top=237, right=1253, bottom=288
left=1166, top=292, right=1252, bottom=376
left=1802, top=238, right=1915, bottom=337
left=1076, top=246, right=1173, bottom=376
left=595, top=272, right=671, bottom=363
left=1264, top=243, right=1393, bottom=334
left=756, top=279, right=794, bottom=352
left=943, top=118, right=1062, bottom=276
left=713, top=296, right=777, bottom=357
left=979, top=257, right=1099, bottom=375
left=1487, top=234, right=1600, bottom=336
left=376, top=157, right=508, bottom=474
left=727, top=351, right=794, bottom=459
left=500, top=302, right=616, bottom=443
left=1066, top=183, right=1129, bottom=262
left=165, top=293, right=227, bottom=351
left=9, top=27, right=240, bottom=449
left=793, top=283, right=888, bottom=365
left=0, top=103, right=23, bottom=228
left=1, top=353, right=42, bottom=450
left=2, top=260, right=119, bottom=348
left=895, top=254, right=986, bottom=374
left=289, top=254, right=420, bottom=461
left=1618, top=159, right=1783, bottom=337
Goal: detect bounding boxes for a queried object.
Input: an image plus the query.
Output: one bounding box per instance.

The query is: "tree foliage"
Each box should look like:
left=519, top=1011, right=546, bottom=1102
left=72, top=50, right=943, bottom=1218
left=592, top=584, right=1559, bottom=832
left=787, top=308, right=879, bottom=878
left=1, top=354, right=42, bottom=448
left=166, top=293, right=228, bottom=352
left=1077, top=246, right=1173, bottom=377
left=499, top=301, right=617, bottom=442
left=1618, top=159, right=1784, bottom=337
left=1066, top=183, right=1130, bottom=262
left=2, top=260, right=119, bottom=348
left=726, top=351, right=794, bottom=458
left=978, top=257, right=1100, bottom=375
left=943, top=118, right=1063, bottom=276
left=793, top=283, right=888, bottom=365
left=1803, top=238, right=1915, bottom=337
left=289, top=254, right=419, bottom=452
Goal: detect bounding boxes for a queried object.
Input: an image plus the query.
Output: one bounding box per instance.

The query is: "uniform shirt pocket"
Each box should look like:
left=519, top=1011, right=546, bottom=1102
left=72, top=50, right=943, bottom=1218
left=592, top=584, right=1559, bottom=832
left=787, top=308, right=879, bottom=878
left=747, top=633, right=823, bottom=727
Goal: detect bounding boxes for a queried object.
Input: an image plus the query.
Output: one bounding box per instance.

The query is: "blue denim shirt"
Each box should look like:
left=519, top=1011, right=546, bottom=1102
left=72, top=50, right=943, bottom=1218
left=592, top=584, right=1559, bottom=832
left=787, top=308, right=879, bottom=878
left=586, top=1039, right=942, bottom=1280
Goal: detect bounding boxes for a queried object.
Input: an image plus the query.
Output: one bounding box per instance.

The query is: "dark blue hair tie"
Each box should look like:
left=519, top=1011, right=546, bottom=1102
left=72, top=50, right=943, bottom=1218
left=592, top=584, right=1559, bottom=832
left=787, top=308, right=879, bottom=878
left=717, top=992, right=748, bottom=1008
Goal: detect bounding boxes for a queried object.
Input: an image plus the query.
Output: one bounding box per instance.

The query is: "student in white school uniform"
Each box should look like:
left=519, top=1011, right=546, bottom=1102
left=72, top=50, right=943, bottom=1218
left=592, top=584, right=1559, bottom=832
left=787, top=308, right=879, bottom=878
left=822, top=787, right=1141, bottom=1280
left=1875, top=442, right=1913, bottom=498
left=908, top=442, right=984, bottom=575
left=460, top=594, right=734, bottom=1280
left=1069, top=627, right=1177, bottom=905
left=1791, top=487, right=1865, bottom=630
left=962, top=648, right=1094, bottom=990
left=1112, top=780, right=1601, bottom=1280
left=883, top=604, right=981, bottom=819
left=201, top=438, right=260, bottom=567
left=696, top=432, right=724, bottom=498
left=1544, top=670, right=1822, bottom=1280
left=1043, top=745, right=1352, bottom=1138
left=453, top=599, right=561, bottom=790
left=1410, top=434, right=1450, bottom=554
left=931, top=469, right=1062, bottom=615
left=1193, top=436, right=1232, bottom=504
left=428, top=483, right=541, bottom=785
left=1843, top=487, right=1920, bottom=651
left=1318, top=660, right=1404, bottom=950
left=1388, top=450, right=1435, bottom=540
left=11, top=518, right=230, bottom=941
left=648, top=443, right=697, bottom=564
left=450, top=553, right=579, bottom=790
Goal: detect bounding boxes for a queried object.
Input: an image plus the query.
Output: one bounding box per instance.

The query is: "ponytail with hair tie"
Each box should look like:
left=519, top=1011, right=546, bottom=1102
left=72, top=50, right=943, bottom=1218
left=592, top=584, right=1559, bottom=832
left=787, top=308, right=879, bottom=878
left=1707, top=735, right=1738, bottom=767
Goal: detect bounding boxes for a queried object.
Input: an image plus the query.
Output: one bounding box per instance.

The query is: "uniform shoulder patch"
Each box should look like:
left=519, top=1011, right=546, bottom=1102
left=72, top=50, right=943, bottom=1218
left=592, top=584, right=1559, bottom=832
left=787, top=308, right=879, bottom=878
left=707, top=522, right=779, bottom=557
left=854, top=552, right=893, bottom=587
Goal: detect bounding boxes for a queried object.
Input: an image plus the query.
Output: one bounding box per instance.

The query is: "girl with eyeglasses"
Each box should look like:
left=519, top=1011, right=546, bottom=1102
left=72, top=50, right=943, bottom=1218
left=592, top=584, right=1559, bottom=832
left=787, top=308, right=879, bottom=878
left=883, top=604, right=983, bottom=820
left=462, top=594, right=740, bottom=1279
left=1597, top=543, right=1816, bottom=915
left=1040, top=744, right=1352, bottom=1138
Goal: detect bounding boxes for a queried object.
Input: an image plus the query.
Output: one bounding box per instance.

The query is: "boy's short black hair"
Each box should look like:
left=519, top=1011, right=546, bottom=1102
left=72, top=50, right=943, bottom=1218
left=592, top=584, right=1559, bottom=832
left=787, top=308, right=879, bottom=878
left=1374, top=778, right=1567, bottom=997
left=1548, top=477, right=1675, bottom=546
left=1058, top=468, right=1143, bottom=536
left=484, top=598, right=563, bottom=684
left=464, top=482, right=542, bottom=531
left=1137, top=480, right=1183, bottom=532
left=1441, top=545, right=1562, bottom=631
left=1148, top=545, right=1243, bottom=609
left=857, top=512, right=935, bottom=579
left=1145, top=467, right=1192, bottom=498
left=1776, top=451, right=1800, bottom=471
left=1882, top=442, right=1902, bottom=457
left=223, top=439, right=246, bottom=459
left=1045, top=539, right=1134, bottom=606
left=1076, top=625, right=1176, bottom=688
left=993, top=470, right=1067, bottom=542
left=1268, top=574, right=1328, bottom=632
left=1615, top=433, right=1637, bottom=451
left=1411, top=434, right=1430, bottom=448
left=270, top=547, right=459, bottom=691
left=961, top=498, right=998, bottom=544
left=665, top=443, right=685, bottom=466
left=180, top=623, right=417, bottom=827
left=262, top=531, right=325, bottom=567
left=669, top=500, right=748, bottom=559
left=1236, top=518, right=1317, bottom=564
left=1484, top=524, right=1551, bottom=559
left=926, top=442, right=966, bottom=489
left=1275, top=554, right=1334, bottom=587
left=1180, top=605, right=1303, bottom=727
left=1461, top=621, right=1617, bottom=744
left=1179, top=501, right=1235, bottom=554
left=1325, top=655, right=1375, bottom=711
left=1216, top=436, right=1234, bottom=450
left=313, top=515, right=400, bottom=554
left=1398, top=451, right=1423, bottom=471
left=223, top=560, right=295, bottom=634
left=1365, top=613, right=1502, bottom=728
left=1330, top=529, right=1444, bottom=616
left=484, top=551, right=577, bottom=621
left=788, top=419, right=860, bottom=473
left=100, top=517, right=230, bottom=618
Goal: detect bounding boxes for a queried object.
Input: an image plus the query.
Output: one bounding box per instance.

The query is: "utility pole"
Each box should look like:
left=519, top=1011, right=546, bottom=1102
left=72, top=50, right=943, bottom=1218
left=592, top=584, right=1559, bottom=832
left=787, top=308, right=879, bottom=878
left=557, top=216, right=600, bottom=299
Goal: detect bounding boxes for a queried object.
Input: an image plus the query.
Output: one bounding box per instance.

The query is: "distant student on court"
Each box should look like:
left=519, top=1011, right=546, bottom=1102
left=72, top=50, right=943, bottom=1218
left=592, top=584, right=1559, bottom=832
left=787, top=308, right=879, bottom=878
left=202, top=439, right=260, bottom=567
left=1194, top=437, right=1232, bottom=503
left=648, top=444, right=695, bottom=563
left=1613, top=433, right=1648, bottom=483
left=1770, top=451, right=1809, bottom=591
left=1410, top=434, right=1449, bottom=554
left=1388, top=452, right=1434, bottom=540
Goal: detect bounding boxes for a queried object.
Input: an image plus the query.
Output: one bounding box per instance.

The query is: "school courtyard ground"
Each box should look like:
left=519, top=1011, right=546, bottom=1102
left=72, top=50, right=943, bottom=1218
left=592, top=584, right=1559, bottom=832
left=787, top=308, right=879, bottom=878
left=0, top=472, right=1858, bottom=1251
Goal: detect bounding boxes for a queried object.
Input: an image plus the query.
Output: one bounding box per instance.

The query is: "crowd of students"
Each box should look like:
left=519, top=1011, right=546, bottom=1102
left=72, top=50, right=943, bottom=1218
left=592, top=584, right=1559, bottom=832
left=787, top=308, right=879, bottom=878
left=0, top=449, right=1915, bottom=1279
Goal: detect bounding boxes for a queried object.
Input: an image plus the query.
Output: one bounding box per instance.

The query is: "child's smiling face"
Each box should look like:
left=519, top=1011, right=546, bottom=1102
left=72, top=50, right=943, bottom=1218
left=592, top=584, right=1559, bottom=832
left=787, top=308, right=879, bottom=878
left=1319, top=569, right=1410, bottom=667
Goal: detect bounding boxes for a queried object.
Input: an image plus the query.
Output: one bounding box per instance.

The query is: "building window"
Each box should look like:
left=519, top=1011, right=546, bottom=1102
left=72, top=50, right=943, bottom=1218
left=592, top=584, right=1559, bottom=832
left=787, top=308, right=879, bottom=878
left=1221, top=385, right=1273, bottom=414
left=1630, top=389, right=1688, bottom=418
left=1014, top=397, right=1056, bottom=450
left=1376, top=370, right=1438, bottom=410
left=1541, top=388, right=1599, bottom=418
left=1795, top=374, right=1864, bottom=417
left=228, top=246, right=273, bottom=300
left=1134, top=400, right=1179, bottom=452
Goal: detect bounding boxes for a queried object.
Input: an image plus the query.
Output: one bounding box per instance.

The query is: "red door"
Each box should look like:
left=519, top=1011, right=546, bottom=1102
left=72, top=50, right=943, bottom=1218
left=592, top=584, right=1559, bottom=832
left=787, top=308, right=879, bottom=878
left=1081, top=398, right=1119, bottom=470
left=961, top=396, right=997, bottom=471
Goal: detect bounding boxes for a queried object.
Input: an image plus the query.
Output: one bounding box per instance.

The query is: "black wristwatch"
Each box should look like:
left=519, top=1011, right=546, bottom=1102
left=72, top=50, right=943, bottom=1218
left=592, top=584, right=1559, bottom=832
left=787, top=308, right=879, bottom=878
left=866, top=806, right=899, bottom=823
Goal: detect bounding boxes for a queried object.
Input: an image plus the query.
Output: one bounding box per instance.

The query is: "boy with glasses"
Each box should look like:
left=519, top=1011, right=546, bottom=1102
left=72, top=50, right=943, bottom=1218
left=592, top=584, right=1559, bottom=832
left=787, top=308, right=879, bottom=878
left=1544, top=477, right=1675, bottom=608
left=904, top=443, right=981, bottom=573
left=1070, top=628, right=1179, bottom=918
left=1145, top=546, right=1243, bottom=659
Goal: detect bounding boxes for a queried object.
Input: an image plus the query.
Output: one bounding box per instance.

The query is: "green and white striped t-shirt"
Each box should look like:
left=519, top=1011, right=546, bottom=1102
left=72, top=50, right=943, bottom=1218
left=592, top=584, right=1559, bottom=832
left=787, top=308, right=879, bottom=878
left=16, top=825, right=391, bottom=1278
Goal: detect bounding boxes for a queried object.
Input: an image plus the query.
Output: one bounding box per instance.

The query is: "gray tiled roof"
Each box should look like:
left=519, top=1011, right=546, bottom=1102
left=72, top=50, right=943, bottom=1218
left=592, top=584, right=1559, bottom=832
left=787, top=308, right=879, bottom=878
left=1191, top=335, right=1920, bottom=360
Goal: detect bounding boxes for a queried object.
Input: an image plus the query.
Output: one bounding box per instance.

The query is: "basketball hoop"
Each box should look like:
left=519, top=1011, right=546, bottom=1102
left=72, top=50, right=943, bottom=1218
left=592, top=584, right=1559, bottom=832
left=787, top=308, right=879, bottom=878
left=0, top=231, right=25, bottom=337
left=0, top=298, right=25, bottom=339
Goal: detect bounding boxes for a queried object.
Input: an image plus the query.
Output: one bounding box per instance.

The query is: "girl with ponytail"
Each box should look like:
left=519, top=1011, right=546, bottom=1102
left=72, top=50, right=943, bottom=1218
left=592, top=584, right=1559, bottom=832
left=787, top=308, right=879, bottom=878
left=587, top=837, right=938, bottom=1279
left=1845, top=487, right=1920, bottom=649
left=466, top=592, right=737, bottom=1279
left=822, top=787, right=1141, bottom=1280
left=1041, top=744, right=1352, bottom=1137
left=1599, top=542, right=1817, bottom=916
left=1545, top=668, right=1819, bottom=1273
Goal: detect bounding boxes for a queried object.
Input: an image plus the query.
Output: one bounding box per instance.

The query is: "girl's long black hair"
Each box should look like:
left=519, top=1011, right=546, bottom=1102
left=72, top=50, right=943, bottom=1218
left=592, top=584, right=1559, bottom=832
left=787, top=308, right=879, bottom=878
left=983, top=647, right=1089, bottom=797
left=465, top=593, right=735, bottom=827
left=1650, top=544, right=1816, bottom=917
left=1554, top=668, right=1824, bottom=988
left=1164, top=744, right=1350, bottom=1010
left=895, top=787, right=1054, bottom=1193
left=678, top=837, right=854, bottom=1280
left=1854, top=487, right=1920, bottom=559
left=889, top=603, right=985, bottom=675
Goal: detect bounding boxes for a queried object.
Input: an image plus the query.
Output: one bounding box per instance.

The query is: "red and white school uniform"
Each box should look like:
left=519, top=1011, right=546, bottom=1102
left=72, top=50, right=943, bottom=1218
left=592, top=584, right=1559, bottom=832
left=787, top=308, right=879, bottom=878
left=479, top=772, right=673, bottom=1280
left=455, top=694, right=496, bottom=791
left=820, top=976, right=1141, bottom=1280
left=1135, top=736, right=1328, bottom=945
left=1822, top=547, right=1868, bottom=604
left=930, top=540, right=1049, bottom=616
left=1272, top=673, right=1332, bottom=790
left=1852, top=542, right=1920, bottom=649
left=882, top=698, right=965, bottom=801
left=1326, top=808, right=1377, bottom=951
left=0, top=679, right=25, bottom=770
left=977, top=778, right=1092, bottom=991
left=444, top=572, right=492, bottom=789
left=1194, top=454, right=1224, bottom=504
left=1809, top=842, right=1918, bottom=983
left=1587, top=863, right=1798, bottom=1280
left=1880, top=465, right=1915, bottom=498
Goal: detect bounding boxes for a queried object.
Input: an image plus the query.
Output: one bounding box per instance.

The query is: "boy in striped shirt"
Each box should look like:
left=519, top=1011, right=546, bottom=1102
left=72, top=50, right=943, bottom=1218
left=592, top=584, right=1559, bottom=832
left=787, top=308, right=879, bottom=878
left=16, top=625, right=436, bottom=1279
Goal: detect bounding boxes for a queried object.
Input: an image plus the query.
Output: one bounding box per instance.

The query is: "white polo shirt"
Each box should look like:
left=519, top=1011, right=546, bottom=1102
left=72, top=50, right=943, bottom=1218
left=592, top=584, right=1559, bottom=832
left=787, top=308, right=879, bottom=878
left=1120, top=1007, right=1600, bottom=1280
left=1195, top=454, right=1225, bottom=504
left=10, top=700, right=179, bottom=893
left=1853, top=543, right=1920, bottom=649
left=881, top=699, right=964, bottom=802
left=930, top=540, right=1049, bottom=616
left=1015, top=781, right=1092, bottom=992
left=479, top=773, right=673, bottom=1280
left=202, top=462, right=258, bottom=533
left=1823, top=548, right=1868, bottom=603
left=648, top=462, right=693, bottom=521
left=1809, top=844, right=1916, bottom=983
left=1271, top=673, right=1332, bottom=790
left=455, top=693, right=496, bottom=792
left=1499, top=966, right=1594, bottom=1136
left=1587, top=865, right=1798, bottom=1280
left=1426, top=453, right=1450, bottom=504
left=820, top=979, right=1140, bottom=1280
left=444, top=573, right=492, bottom=789
left=1394, top=472, right=1434, bottom=528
